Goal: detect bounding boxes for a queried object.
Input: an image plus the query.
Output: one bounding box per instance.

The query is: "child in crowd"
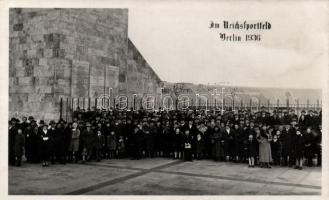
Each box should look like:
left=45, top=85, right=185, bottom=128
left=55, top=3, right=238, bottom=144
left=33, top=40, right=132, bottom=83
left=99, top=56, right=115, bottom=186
left=183, top=130, right=193, bottom=161
left=117, top=135, right=125, bottom=158
left=247, top=134, right=257, bottom=168
left=271, top=135, right=281, bottom=165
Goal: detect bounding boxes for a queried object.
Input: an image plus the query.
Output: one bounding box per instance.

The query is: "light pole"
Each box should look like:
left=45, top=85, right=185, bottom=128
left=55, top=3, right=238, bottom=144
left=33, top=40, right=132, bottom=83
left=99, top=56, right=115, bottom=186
left=109, top=88, right=113, bottom=109
left=213, top=89, right=217, bottom=110
left=153, top=96, right=155, bottom=111
left=255, top=98, right=259, bottom=112
left=221, top=88, right=225, bottom=115
left=133, top=94, right=137, bottom=111
left=295, top=98, right=299, bottom=116
left=160, top=87, right=164, bottom=110
left=209, top=88, right=217, bottom=112
left=196, top=93, right=199, bottom=110
left=109, top=88, right=112, bottom=96
left=211, top=93, right=214, bottom=114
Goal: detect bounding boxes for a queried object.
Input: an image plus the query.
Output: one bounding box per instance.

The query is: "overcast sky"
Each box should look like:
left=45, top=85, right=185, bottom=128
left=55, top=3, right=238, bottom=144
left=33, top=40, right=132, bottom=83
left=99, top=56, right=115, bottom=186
left=128, top=1, right=327, bottom=89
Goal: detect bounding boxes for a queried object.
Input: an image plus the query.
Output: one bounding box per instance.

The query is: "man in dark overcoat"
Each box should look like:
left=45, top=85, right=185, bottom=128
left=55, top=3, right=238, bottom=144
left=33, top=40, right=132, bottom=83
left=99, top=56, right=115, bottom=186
left=9, top=119, right=18, bottom=166
left=14, top=128, right=25, bottom=166
left=223, top=124, right=235, bottom=161
left=281, top=124, right=295, bottom=167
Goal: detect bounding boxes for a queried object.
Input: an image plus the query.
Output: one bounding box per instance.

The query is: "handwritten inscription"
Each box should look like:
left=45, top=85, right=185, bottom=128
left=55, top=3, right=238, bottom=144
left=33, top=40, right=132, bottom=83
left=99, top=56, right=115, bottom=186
left=209, top=20, right=271, bottom=42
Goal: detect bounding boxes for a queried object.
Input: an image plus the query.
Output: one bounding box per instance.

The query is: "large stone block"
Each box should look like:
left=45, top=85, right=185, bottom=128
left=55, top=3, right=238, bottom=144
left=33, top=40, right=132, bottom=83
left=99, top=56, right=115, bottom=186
left=11, top=85, right=35, bottom=94
left=35, top=85, right=53, bottom=94
left=15, top=67, right=25, bottom=77
left=28, top=93, right=43, bottom=102
left=90, top=77, right=104, bottom=86
left=9, top=77, right=19, bottom=86
left=38, top=77, right=54, bottom=85
left=60, top=43, right=76, bottom=55
left=39, top=58, right=47, bottom=66
left=15, top=59, right=23, bottom=68
left=44, top=48, right=54, bottom=58
left=24, top=65, right=34, bottom=76
left=56, top=85, right=71, bottom=95
left=27, top=49, right=37, bottom=57
left=18, top=77, right=33, bottom=85
left=33, top=65, right=54, bottom=77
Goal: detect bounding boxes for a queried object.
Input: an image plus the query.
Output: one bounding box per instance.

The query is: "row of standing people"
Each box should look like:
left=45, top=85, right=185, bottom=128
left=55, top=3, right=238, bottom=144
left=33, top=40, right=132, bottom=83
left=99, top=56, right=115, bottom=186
left=9, top=110, right=321, bottom=169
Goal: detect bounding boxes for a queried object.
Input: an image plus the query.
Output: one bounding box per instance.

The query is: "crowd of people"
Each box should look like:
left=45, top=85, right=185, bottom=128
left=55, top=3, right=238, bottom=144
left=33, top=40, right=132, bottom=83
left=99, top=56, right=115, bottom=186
left=9, top=107, right=322, bottom=170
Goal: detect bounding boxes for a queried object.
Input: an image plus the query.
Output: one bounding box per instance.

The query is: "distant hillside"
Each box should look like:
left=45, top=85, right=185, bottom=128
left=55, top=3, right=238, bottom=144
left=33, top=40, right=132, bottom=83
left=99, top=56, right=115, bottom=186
left=162, top=82, right=321, bottom=105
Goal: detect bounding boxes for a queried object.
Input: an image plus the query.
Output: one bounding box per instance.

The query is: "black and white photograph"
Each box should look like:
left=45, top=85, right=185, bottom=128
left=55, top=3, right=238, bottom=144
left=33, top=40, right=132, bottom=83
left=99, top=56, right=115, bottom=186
left=2, top=0, right=328, bottom=197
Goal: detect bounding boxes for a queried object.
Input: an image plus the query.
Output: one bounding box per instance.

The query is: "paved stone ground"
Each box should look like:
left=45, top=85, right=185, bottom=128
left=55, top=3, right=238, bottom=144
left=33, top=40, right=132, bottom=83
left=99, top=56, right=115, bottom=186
left=9, top=158, right=321, bottom=195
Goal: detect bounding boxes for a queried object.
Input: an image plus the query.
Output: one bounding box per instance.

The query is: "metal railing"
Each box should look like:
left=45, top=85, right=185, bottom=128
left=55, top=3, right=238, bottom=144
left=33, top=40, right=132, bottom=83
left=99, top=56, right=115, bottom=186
left=59, top=96, right=322, bottom=121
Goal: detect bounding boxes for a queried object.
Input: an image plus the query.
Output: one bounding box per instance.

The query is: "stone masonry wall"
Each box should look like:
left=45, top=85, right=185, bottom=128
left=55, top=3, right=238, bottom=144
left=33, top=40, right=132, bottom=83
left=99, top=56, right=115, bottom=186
left=9, top=8, right=129, bottom=121
left=10, top=8, right=162, bottom=122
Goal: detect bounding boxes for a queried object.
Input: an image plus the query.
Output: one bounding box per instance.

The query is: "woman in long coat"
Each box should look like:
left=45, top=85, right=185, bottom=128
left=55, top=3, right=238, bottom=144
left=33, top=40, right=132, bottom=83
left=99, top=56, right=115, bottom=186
left=256, top=126, right=272, bottom=168
left=69, top=122, right=80, bottom=163
left=39, top=125, right=52, bottom=167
